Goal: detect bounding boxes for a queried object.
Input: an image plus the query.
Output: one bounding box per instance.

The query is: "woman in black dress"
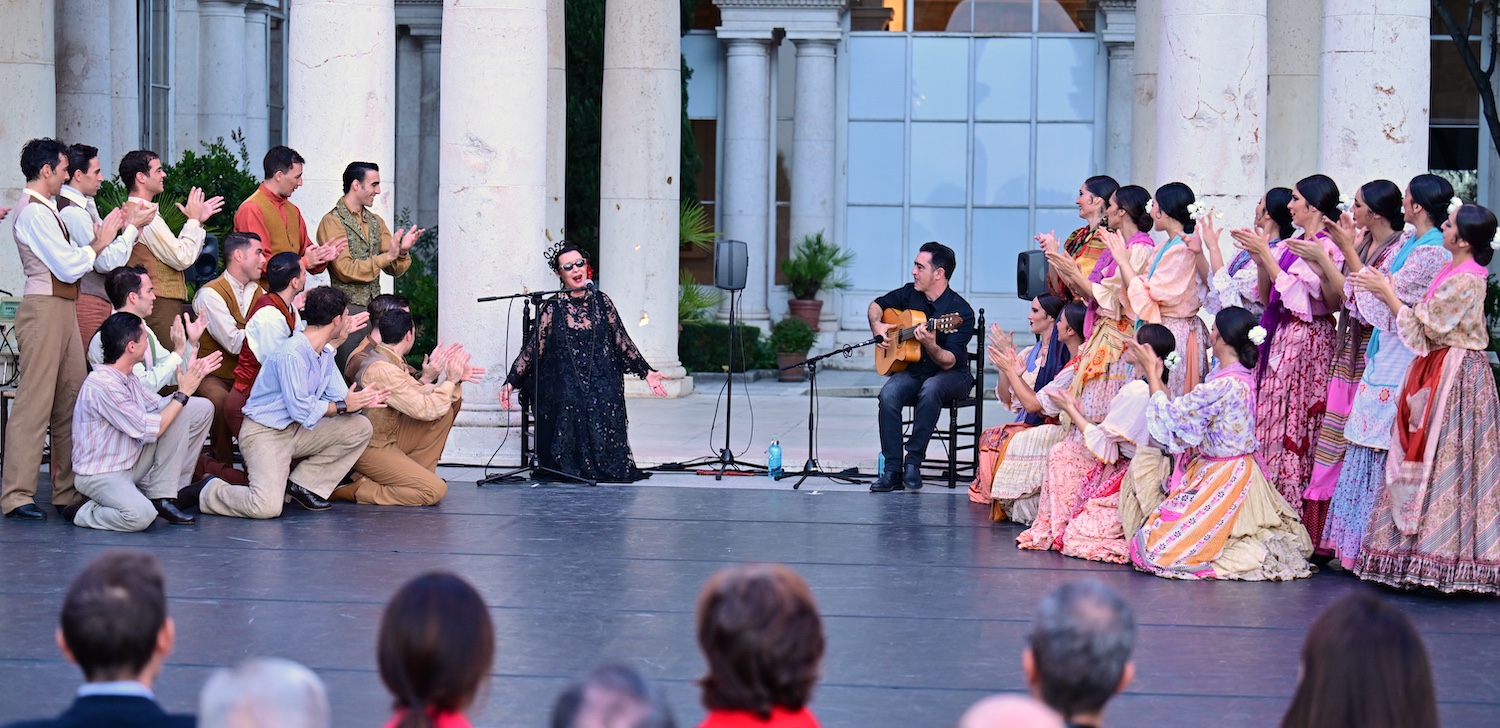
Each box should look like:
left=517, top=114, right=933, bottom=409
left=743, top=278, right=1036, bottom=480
left=499, top=243, right=668, bottom=481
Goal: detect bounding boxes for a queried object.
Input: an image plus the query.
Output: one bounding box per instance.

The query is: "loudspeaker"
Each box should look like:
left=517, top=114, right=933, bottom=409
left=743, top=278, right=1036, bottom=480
left=1017, top=249, right=1049, bottom=301
left=714, top=239, right=748, bottom=291
left=186, top=232, right=222, bottom=284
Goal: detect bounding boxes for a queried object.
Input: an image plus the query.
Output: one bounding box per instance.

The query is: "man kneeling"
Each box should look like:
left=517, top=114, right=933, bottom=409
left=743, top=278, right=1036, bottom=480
left=67, top=313, right=219, bottom=531
left=187, top=287, right=385, bottom=519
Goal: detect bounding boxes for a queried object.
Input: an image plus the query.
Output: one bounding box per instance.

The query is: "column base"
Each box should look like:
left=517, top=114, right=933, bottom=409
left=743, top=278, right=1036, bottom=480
left=442, top=403, right=520, bottom=465
left=626, top=374, right=694, bottom=398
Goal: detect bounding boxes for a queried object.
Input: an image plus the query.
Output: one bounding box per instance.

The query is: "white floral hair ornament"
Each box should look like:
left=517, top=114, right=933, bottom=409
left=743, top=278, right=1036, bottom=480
left=1338, top=194, right=1352, bottom=213
left=1449, top=196, right=1463, bottom=216
left=1145, top=198, right=1155, bottom=215
left=1492, top=231, right=1500, bottom=251
left=1186, top=201, right=1207, bottom=218
left=1163, top=351, right=1181, bottom=371
left=1247, top=325, right=1268, bottom=346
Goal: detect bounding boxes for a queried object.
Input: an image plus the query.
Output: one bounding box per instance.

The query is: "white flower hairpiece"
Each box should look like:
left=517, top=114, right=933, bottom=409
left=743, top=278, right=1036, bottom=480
left=1449, top=196, right=1463, bottom=216
left=1338, top=194, right=1352, bottom=213
left=1247, top=325, right=1267, bottom=346
left=1492, top=231, right=1500, bottom=251
left=1145, top=198, right=1155, bottom=215
left=1186, top=201, right=1207, bottom=218
left=1163, top=351, right=1181, bottom=371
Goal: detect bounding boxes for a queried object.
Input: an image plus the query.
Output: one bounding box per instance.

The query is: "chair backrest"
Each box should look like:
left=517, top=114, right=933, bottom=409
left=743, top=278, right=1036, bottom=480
left=961, top=308, right=986, bottom=404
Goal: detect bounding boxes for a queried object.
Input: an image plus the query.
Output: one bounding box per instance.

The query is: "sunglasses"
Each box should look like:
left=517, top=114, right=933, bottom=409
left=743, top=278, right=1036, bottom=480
left=559, top=260, right=588, bottom=272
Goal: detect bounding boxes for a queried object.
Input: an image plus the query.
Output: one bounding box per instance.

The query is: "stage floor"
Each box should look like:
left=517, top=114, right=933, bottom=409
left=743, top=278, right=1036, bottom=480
left=1, top=473, right=1497, bottom=727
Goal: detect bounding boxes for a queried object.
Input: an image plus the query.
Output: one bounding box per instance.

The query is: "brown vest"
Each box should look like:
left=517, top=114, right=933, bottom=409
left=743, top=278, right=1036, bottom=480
left=128, top=231, right=189, bottom=302
left=198, top=274, right=266, bottom=381
left=232, top=292, right=296, bottom=392
left=36, top=202, right=79, bottom=300
left=55, top=195, right=109, bottom=300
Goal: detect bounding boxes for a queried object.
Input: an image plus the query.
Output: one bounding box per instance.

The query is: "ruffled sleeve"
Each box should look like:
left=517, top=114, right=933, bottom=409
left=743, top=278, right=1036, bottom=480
left=1094, top=244, right=1153, bottom=321
left=1273, top=236, right=1345, bottom=321
left=1146, top=377, right=1234, bottom=453
left=1397, top=272, right=1488, bottom=355
left=1127, top=241, right=1201, bottom=323
left=1206, top=251, right=1260, bottom=314
left=1083, top=380, right=1151, bottom=463
left=1035, top=362, right=1077, bottom=417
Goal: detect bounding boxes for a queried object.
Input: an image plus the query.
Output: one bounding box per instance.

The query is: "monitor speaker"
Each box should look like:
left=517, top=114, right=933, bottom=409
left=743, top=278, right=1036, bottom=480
left=1017, top=249, right=1049, bottom=301
left=714, top=239, right=748, bottom=291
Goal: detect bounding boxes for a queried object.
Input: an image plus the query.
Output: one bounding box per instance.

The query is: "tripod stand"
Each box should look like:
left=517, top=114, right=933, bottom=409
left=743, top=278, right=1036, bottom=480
left=776, top=336, right=885, bottom=489
left=477, top=288, right=596, bottom=487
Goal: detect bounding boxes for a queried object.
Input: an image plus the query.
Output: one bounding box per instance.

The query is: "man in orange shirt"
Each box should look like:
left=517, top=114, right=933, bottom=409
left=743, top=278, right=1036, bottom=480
left=232, top=145, right=343, bottom=283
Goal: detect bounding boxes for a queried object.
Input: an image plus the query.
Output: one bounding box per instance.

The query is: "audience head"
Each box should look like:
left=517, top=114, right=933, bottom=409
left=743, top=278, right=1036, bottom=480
left=105, top=265, right=154, bottom=313
left=1079, top=175, right=1119, bottom=222
left=1279, top=591, right=1438, bottom=728
left=1406, top=173, right=1455, bottom=230
left=302, top=286, right=349, bottom=329
left=1152, top=182, right=1196, bottom=234
left=917, top=241, right=957, bottom=285
left=99, top=312, right=149, bottom=366
left=199, top=657, right=331, bottom=728
left=958, top=695, right=1065, bottom=728
left=378, top=309, right=416, bottom=353
left=1028, top=295, right=1065, bottom=338
left=1356, top=180, right=1405, bottom=231
left=1131, top=323, right=1177, bottom=387
left=64, top=143, right=103, bottom=195
left=1058, top=301, right=1087, bottom=346
left=378, top=572, right=495, bottom=728
left=57, top=550, right=173, bottom=684
left=696, top=563, right=824, bottom=720
left=21, top=138, right=69, bottom=191
left=263, top=145, right=306, bottom=196
left=1212, top=306, right=1260, bottom=370
left=1292, top=174, right=1342, bottom=228
left=119, top=149, right=164, bottom=197
left=266, top=251, right=306, bottom=294
left=342, top=161, right=381, bottom=205
left=1109, top=185, right=1153, bottom=233
left=550, top=663, right=677, bottom=728
left=1023, top=579, right=1135, bottom=723
left=1446, top=203, right=1498, bottom=267
left=223, top=232, right=267, bottom=280
left=1260, top=187, right=1296, bottom=240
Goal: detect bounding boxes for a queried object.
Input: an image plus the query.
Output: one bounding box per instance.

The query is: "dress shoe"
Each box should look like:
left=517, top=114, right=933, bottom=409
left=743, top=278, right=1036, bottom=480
left=286, top=481, right=332, bottom=511
left=903, top=461, right=924, bottom=490
left=869, top=469, right=905, bottom=492
left=3, top=504, right=47, bottom=520
left=177, top=475, right=218, bottom=512
left=152, top=499, right=196, bottom=525
left=62, top=498, right=89, bottom=525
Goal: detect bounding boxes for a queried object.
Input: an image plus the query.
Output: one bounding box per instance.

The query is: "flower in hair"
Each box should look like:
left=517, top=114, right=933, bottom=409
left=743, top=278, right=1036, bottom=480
left=1449, top=196, right=1463, bottom=216
left=1163, top=351, right=1181, bottom=371
left=1492, top=232, right=1500, bottom=251
left=1145, top=198, right=1155, bottom=215
left=1338, top=194, right=1352, bottom=213
left=1247, top=325, right=1267, bottom=346
left=1186, top=201, right=1207, bottom=218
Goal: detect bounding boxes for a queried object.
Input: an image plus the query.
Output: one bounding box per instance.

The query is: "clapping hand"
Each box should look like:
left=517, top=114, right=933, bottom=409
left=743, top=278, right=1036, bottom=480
left=122, top=199, right=157, bottom=228
left=1285, top=237, right=1331, bottom=268
left=346, top=383, right=390, bottom=412
left=1323, top=211, right=1358, bottom=252
left=178, top=187, right=225, bottom=223
left=1230, top=226, right=1274, bottom=262
left=345, top=310, right=370, bottom=335
left=1124, top=338, right=1164, bottom=386
left=396, top=227, right=423, bottom=255
left=94, top=208, right=126, bottom=248
left=1035, top=230, right=1060, bottom=255
left=177, top=354, right=218, bottom=396
left=421, top=341, right=456, bottom=381
left=986, top=325, right=1016, bottom=369
left=1348, top=268, right=1396, bottom=298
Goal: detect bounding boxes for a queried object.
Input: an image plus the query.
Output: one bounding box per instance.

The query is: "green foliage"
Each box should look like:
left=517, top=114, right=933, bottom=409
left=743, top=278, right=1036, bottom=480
left=680, top=53, right=701, bottom=205
left=394, top=209, right=440, bottom=367
left=680, top=199, right=717, bottom=251
left=96, top=179, right=187, bottom=235
left=780, top=232, right=854, bottom=300
left=678, top=320, right=771, bottom=372
left=769, top=316, right=817, bottom=354
left=565, top=0, right=605, bottom=264
left=679, top=271, right=726, bottom=322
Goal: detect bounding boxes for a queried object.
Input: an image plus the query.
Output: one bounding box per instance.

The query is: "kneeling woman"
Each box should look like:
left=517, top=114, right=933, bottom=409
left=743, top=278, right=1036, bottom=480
left=1017, top=325, right=1175, bottom=562
left=1130, top=307, right=1313, bottom=581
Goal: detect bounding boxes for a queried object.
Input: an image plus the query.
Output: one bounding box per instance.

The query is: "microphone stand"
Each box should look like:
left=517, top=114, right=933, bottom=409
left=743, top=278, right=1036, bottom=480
left=776, top=335, right=886, bottom=489
left=476, top=286, right=597, bottom=487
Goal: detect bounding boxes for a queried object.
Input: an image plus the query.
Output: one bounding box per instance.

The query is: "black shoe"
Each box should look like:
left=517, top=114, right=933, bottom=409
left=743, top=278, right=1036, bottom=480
left=176, top=475, right=216, bottom=512
left=62, top=499, right=89, bottom=525
left=4, top=504, right=46, bottom=520
left=55, top=504, right=68, bottom=517
left=151, top=499, right=196, bottom=525
left=870, top=469, right=905, bottom=492
left=286, top=481, right=332, bottom=511
left=903, top=461, right=923, bottom=490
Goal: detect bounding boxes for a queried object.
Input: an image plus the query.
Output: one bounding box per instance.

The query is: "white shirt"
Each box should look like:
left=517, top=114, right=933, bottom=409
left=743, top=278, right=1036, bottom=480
left=244, top=300, right=305, bottom=361
left=58, top=185, right=136, bottom=273
left=129, top=195, right=205, bottom=272
left=87, top=318, right=184, bottom=393
left=193, top=273, right=260, bottom=355
left=12, top=189, right=96, bottom=294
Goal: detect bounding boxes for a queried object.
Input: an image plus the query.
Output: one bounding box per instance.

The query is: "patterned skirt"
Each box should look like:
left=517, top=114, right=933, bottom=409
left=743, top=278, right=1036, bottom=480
left=1308, top=327, right=1371, bottom=503
left=971, top=421, right=1028, bottom=504
left=1017, top=438, right=1096, bottom=552
left=988, top=424, right=1066, bottom=524
left=1325, top=444, right=1387, bottom=568
left=1255, top=315, right=1336, bottom=514
left=1160, top=314, right=1210, bottom=398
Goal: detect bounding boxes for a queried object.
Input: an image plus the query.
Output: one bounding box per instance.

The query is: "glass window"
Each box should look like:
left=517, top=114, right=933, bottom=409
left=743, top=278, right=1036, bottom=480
left=850, top=0, right=906, bottom=32
left=972, top=123, right=1029, bottom=206
left=1034, top=123, right=1093, bottom=206
left=1037, top=38, right=1095, bottom=122
left=848, top=122, right=906, bottom=204
left=974, top=38, right=1031, bottom=121
left=683, top=33, right=720, bottom=120
left=912, top=38, right=969, bottom=121
left=848, top=207, right=906, bottom=290
left=849, top=37, right=907, bottom=120
left=915, top=0, right=969, bottom=32
left=1431, top=0, right=1483, bottom=36
left=140, top=0, right=172, bottom=154
left=973, top=0, right=1036, bottom=33
left=1035, top=207, right=1085, bottom=243
left=970, top=208, right=1027, bottom=294
left=908, top=207, right=968, bottom=266
left=1431, top=40, right=1480, bottom=126
left=1040, top=0, right=1096, bottom=32
left=910, top=122, right=968, bottom=205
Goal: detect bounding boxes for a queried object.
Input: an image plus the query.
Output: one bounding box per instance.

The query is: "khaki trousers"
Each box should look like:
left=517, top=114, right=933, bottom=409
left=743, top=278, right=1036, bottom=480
left=73, top=397, right=213, bottom=532
left=200, top=414, right=371, bottom=519
left=349, top=401, right=460, bottom=506
left=195, top=374, right=237, bottom=465
left=1, top=296, right=86, bottom=512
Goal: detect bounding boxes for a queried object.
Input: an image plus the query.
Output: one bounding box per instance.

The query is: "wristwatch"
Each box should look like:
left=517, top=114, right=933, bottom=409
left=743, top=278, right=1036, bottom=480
left=171, top=391, right=190, bottom=406
left=334, top=400, right=348, bottom=416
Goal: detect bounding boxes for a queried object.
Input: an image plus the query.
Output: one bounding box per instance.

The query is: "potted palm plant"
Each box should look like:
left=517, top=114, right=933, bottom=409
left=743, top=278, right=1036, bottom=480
left=780, top=232, right=853, bottom=331
left=769, top=317, right=817, bottom=382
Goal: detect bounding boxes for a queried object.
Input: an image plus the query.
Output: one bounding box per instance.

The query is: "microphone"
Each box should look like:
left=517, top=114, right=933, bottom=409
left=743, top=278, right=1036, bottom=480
left=851, top=334, right=884, bottom=347
left=584, top=281, right=595, bottom=290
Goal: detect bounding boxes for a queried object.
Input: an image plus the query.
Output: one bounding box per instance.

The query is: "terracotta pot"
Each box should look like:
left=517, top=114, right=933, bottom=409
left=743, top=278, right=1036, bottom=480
left=787, top=298, right=824, bottom=331
left=776, top=352, right=808, bottom=382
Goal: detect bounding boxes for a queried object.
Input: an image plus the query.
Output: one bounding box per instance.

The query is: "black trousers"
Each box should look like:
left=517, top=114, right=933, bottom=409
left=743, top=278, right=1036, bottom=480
left=877, top=368, right=972, bottom=471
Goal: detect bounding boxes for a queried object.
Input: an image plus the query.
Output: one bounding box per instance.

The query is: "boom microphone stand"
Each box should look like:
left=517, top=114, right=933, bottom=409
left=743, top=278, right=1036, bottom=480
left=776, top=335, right=885, bottom=489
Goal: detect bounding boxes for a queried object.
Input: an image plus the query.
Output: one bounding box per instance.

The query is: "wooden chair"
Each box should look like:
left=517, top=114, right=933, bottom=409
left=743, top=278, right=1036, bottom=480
left=903, top=308, right=985, bottom=488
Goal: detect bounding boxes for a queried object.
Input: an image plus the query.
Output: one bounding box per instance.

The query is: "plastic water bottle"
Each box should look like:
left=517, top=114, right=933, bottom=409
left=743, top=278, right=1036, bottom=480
left=877, top=452, right=886, bottom=476
left=768, top=441, right=783, bottom=479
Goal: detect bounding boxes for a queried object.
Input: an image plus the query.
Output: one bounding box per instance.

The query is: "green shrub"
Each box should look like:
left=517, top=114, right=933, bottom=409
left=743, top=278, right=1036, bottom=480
left=96, top=131, right=258, bottom=241
left=394, top=209, right=439, bottom=368
left=781, top=232, right=854, bottom=300
left=769, top=317, right=817, bottom=354
left=679, top=271, right=725, bottom=322
left=679, top=320, right=769, bottom=373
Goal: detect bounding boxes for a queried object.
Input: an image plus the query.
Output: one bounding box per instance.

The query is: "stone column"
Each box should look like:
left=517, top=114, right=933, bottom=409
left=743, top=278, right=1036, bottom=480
left=173, top=0, right=201, bottom=159
left=438, top=0, right=552, bottom=462
left=1318, top=0, right=1430, bottom=194
left=110, top=0, right=140, bottom=158
left=1155, top=0, right=1267, bottom=229
left=394, top=31, right=422, bottom=223
left=598, top=0, right=690, bottom=396
left=1098, top=1, right=1136, bottom=183
left=789, top=36, right=839, bottom=329
left=56, top=0, right=114, bottom=162
left=0, top=0, right=57, bottom=296
left=545, top=0, right=566, bottom=244
left=415, top=30, right=441, bottom=229
left=717, top=37, right=773, bottom=324
left=1266, top=0, right=1320, bottom=190
left=1130, top=0, right=1159, bottom=190
left=244, top=3, right=271, bottom=164
left=287, top=0, right=396, bottom=229
left=199, top=0, right=249, bottom=146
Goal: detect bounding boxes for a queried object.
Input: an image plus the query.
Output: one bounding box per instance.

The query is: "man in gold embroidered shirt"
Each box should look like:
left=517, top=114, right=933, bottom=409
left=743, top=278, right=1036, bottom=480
left=317, top=161, right=422, bottom=369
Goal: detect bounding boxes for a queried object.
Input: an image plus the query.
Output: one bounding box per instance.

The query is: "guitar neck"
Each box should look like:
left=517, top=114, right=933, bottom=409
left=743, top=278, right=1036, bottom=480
left=897, top=322, right=928, bottom=343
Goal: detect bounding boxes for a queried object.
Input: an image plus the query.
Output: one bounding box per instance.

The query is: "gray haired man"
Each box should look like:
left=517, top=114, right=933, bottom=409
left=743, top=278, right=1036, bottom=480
left=1023, top=580, right=1136, bottom=728
left=198, top=657, right=330, bottom=728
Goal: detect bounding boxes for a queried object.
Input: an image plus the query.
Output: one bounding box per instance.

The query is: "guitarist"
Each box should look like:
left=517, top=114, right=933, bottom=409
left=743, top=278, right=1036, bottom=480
left=867, top=242, right=976, bottom=492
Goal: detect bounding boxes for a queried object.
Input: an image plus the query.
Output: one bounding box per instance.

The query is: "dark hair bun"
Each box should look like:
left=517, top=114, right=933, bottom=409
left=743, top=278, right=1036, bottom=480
left=1154, top=182, right=1197, bottom=235
left=1213, top=306, right=1261, bottom=370
left=1455, top=203, right=1498, bottom=267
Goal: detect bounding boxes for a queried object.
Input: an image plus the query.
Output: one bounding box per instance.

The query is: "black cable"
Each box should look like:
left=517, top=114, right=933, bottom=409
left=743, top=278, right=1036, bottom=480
left=480, top=297, right=518, bottom=479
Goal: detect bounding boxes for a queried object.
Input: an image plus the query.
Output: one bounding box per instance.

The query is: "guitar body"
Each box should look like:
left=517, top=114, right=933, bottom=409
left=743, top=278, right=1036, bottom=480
left=875, top=308, right=927, bottom=376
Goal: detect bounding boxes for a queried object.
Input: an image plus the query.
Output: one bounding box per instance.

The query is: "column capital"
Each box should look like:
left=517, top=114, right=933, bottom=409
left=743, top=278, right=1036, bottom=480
left=1097, top=0, right=1137, bottom=50
left=721, top=36, right=774, bottom=51
left=715, top=0, right=847, bottom=39
left=787, top=33, right=841, bottom=46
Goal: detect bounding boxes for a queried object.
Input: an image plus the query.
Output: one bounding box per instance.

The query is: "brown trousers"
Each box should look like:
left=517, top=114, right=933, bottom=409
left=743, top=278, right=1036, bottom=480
left=195, top=374, right=237, bottom=465
left=1, top=296, right=86, bottom=512
left=75, top=294, right=111, bottom=351
left=347, top=401, right=460, bottom=506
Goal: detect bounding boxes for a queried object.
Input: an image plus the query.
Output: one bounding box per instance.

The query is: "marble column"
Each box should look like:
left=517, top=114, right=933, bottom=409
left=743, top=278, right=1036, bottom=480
left=1318, top=0, right=1430, bottom=194
left=545, top=0, right=566, bottom=244
left=286, top=0, right=396, bottom=228
left=438, top=0, right=551, bottom=462
left=56, top=0, right=114, bottom=162
left=415, top=31, right=440, bottom=229
left=394, top=32, right=422, bottom=224
left=598, top=0, right=689, bottom=396
left=1130, top=0, right=1159, bottom=191
left=0, top=0, right=57, bottom=296
left=1266, top=0, right=1320, bottom=190
left=718, top=37, right=773, bottom=324
left=110, top=0, right=140, bottom=159
left=200, top=0, right=249, bottom=146
left=1155, top=0, right=1267, bottom=230
left=244, top=3, right=271, bottom=164
left=789, top=36, right=839, bottom=328
left=173, top=0, right=201, bottom=158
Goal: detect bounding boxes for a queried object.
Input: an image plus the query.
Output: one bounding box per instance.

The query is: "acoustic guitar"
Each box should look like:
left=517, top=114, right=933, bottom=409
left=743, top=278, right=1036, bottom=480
left=874, top=308, right=965, bottom=376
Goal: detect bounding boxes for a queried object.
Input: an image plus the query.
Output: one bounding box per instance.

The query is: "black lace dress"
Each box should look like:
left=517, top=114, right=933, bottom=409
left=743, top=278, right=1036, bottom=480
left=504, top=291, right=655, bottom=482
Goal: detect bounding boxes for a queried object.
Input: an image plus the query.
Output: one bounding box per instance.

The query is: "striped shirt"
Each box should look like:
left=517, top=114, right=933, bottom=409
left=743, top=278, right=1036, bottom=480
left=242, top=331, right=349, bottom=431
left=73, top=366, right=167, bottom=475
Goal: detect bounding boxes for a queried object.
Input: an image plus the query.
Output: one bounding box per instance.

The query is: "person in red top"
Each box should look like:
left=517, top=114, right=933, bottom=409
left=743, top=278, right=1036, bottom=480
left=696, top=564, right=824, bottom=728
left=222, top=252, right=305, bottom=436
left=378, top=572, right=494, bottom=728
left=232, top=145, right=344, bottom=279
